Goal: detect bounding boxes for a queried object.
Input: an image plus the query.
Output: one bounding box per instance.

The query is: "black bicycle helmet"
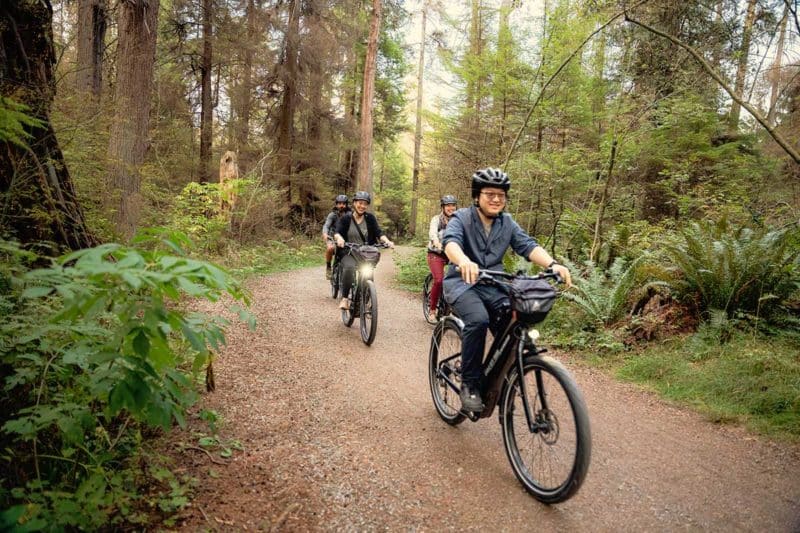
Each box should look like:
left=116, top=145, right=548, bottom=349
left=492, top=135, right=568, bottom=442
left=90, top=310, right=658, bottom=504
left=335, top=194, right=349, bottom=205
left=471, top=167, right=510, bottom=198
left=353, top=191, right=371, bottom=204
left=440, top=195, right=457, bottom=206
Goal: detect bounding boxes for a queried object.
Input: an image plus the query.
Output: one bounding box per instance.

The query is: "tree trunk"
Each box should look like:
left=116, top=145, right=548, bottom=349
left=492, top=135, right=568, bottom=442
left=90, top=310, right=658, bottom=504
left=0, top=0, right=95, bottom=252
left=729, top=0, right=757, bottom=129
left=410, top=2, right=426, bottom=236
left=590, top=138, right=617, bottom=262
left=75, top=0, right=106, bottom=98
left=198, top=0, right=213, bottom=183
left=357, top=0, right=381, bottom=194
left=494, top=0, right=515, bottom=157
left=768, top=3, right=789, bottom=127
left=466, top=0, right=481, bottom=122
left=107, top=0, right=160, bottom=238
left=235, top=0, right=255, bottom=156
left=341, top=43, right=359, bottom=192
left=276, top=0, right=299, bottom=202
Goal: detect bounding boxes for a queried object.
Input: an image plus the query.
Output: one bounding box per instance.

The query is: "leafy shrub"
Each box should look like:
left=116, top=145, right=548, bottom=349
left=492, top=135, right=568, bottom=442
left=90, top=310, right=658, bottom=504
left=562, top=256, right=664, bottom=328
left=0, top=234, right=251, bottom=529
left=664, top=219, right=799, bottom=319
left=171, top=182, right=228, bottom=253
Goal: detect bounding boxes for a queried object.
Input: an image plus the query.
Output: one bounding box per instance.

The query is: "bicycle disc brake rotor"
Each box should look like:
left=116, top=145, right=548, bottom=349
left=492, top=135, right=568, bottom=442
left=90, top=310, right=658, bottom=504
left=535, top=409, right=560, bottom=445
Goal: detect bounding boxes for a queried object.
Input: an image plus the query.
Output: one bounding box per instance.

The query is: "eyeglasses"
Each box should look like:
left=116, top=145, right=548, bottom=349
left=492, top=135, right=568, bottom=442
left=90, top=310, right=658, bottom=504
left=480, top=191, right=507, bottom=201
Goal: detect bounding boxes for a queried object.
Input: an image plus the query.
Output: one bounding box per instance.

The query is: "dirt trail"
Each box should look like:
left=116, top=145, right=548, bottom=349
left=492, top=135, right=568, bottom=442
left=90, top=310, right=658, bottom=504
left=172, top=246, right=800, bottom=532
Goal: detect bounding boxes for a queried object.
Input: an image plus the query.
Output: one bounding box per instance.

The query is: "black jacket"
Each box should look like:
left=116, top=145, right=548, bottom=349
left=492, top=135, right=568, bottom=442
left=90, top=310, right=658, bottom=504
left=335, top=212, right=384, bottom=245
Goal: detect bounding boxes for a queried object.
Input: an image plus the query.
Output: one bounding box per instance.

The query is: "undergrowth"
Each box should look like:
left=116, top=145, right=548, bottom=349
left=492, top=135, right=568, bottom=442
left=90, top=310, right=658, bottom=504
left=0, top=233, right=253, bottom=530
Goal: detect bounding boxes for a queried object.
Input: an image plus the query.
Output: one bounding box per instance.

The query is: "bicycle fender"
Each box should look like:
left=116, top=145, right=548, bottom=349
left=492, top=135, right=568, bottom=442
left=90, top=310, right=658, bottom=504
left=440, top=314, right=464, bottom=332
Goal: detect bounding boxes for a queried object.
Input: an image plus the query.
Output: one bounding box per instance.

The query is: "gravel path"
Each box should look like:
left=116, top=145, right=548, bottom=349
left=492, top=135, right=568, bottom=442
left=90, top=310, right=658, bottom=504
left=172, top=246, right=800, bottom=532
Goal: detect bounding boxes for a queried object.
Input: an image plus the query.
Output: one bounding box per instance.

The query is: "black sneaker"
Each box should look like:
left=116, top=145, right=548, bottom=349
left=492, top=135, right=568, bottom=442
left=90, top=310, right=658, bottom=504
left=460, top=383, right=484, bottom=412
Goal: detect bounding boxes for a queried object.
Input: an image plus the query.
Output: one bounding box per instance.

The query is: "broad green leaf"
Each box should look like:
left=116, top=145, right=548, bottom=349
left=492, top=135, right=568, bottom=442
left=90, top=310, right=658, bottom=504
left=132, top=330, right=150, bottom=357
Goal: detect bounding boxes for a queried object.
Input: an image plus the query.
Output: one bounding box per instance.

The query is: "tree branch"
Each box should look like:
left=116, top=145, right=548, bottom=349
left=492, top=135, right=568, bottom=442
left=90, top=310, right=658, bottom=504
left=502, top=0, right=650, bottom=169
left=625, top=13, right=800, bottom=166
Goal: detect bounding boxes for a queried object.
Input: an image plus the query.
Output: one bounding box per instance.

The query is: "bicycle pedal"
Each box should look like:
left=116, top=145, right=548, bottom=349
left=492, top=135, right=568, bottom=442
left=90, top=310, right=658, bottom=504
left=460, top=409, right=480, bottom=421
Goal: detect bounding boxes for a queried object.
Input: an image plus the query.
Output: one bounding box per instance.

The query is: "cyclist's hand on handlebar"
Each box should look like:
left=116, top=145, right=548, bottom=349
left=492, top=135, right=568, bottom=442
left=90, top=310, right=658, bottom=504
left=335, top=235, right=345, bottom=248
left=386, top=240, right=395, bottom=249
left=552, top=263, right=572, bottom=288
left=458, top=259, right=479, bottom=284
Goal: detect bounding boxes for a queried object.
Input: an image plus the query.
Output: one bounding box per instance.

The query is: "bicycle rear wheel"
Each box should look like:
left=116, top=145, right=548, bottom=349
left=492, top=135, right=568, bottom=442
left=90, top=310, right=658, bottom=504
left=359, top=280, right=378, bottom=346
left=500, top=355, right=591, bottom=503
left=422, top=274, right=436, bottom=324
left=428, top=317, right=465, bottom=425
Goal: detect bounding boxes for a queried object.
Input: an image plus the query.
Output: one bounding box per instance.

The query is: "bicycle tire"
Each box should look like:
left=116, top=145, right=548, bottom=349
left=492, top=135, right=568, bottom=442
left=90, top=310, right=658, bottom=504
left=360, top=280, right=378, bottom=346
left=499, top=355, right=591, bottom=503
left=341, top=286, right=356, bottom=327
left=330, top=264, right=339, bottom=299
left=428, top=317, right=466, bottom=425
left=422, top=274, right=439, bottom=325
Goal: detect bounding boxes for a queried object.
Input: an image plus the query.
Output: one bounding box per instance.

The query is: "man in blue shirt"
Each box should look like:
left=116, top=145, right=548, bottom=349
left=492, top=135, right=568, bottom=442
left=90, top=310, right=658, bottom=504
left=442, top=168, right=572, bottom=412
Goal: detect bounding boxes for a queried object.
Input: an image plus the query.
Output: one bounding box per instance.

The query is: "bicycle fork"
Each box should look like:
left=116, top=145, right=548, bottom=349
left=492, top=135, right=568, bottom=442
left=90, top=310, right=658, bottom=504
left=514, top=336, right=552, bottom=434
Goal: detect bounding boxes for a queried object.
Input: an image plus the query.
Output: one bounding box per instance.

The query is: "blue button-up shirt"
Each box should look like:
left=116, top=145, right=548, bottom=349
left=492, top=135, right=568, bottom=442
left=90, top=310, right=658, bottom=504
left=441, top=205, right=539, bottom=304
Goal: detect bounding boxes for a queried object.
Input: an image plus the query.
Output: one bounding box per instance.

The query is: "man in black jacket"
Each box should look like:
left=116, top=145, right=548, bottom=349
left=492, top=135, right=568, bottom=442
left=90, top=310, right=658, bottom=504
left=333, top=191, right=394, bottom=309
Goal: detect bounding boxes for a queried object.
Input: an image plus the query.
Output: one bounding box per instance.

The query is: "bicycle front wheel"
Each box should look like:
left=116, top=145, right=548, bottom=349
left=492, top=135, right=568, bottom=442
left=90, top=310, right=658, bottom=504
left=500, top=355, right=591, bottom=503
left=341, top=286, right=356, bottom=327
left=360, top=280, right=378, bottom=346
left=428, top=317, right=465, bottom=425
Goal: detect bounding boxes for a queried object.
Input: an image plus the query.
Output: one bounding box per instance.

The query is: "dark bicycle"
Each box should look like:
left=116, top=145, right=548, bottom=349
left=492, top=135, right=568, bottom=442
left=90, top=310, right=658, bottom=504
left=340, top=242, right=388, bottom=346
left=422, top=271, right=450, bottom=324
left=428, top=268, right=591, bottom=503
left=330, top=246, right=342, bottom=299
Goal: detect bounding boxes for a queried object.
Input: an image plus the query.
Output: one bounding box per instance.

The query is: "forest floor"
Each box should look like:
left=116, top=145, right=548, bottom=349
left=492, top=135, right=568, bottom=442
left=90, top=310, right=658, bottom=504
left=163, top=246, right=800, bottom=532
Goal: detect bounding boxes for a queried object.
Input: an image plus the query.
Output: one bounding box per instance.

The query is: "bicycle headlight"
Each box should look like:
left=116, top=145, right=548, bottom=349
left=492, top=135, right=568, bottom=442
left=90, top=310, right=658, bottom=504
left=359, top=263, right=374, bottom=278
left=527, top=329, right=540, bottom=341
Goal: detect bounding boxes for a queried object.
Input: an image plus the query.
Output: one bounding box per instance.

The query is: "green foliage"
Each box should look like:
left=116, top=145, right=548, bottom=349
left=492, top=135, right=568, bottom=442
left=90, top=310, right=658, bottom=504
left=0, top=97, right=43, bottom=148
left=562, top=256, right=663, bottom=328
left=663, top=219, right=799, bottom=319
left=0, top=234, right=252, bottom=529
left=171, top=182, right=228, bottom=253
left=394, top=248, right=430, bottom=292
left=223, top=240, right=321, bottom=277
left=617, top=333, right=800, bottom=439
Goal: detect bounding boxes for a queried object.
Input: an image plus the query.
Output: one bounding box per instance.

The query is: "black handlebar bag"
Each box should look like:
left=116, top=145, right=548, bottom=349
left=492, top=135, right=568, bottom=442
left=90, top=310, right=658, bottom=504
left=509, top=278, right=557, bottom=324
left=353, top=245, right=381, bottom=265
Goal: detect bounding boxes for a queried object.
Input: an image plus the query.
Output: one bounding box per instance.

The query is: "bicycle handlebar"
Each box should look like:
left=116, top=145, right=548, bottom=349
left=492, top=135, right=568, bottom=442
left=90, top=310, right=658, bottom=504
left=456, top=266, right=564, bottom=285
left=341, top=242, right=391, bottom=249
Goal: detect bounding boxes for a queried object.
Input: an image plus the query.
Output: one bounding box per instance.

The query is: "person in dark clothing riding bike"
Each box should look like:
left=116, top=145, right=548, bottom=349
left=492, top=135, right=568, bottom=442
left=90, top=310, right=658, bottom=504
left=333, top=191, right=394, bottom=310
left=427, top=194, right=458, bottom=317
left=322, top=194, right=350, bottom=279
left=442, top=168, right=572, bottom=412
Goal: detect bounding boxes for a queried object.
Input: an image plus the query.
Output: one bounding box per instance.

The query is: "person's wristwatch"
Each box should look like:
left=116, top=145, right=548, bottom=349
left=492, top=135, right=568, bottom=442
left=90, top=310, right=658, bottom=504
left=547, top=260, right=559, bottom=268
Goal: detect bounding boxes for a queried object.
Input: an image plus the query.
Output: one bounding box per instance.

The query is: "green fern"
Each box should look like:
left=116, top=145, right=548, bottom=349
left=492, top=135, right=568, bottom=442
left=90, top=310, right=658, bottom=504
left=664, top=220, right=799, bottom=317
left=0, top=97, right=44, bottom=148
left=563, top=256, right=662, bottom=327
